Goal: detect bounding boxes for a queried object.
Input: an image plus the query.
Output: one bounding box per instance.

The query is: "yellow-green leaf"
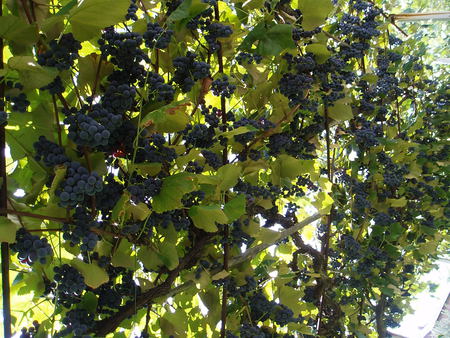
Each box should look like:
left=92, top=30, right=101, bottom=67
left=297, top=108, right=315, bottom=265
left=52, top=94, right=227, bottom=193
left=189, top=205, right=228, bottom=232
left=71, top=259, right=109, bottom=289
left=0, top=217, right=18, bottom=243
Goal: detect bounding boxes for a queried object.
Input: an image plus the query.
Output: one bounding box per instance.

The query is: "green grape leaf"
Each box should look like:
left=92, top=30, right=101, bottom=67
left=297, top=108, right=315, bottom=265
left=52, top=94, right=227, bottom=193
left=160, top=310, right=189, bottom=336
left=71, top=259, right=109, bottom=289
left=0, top=15, right=38, bottom=45
left=8, top=56, right=58, bottom=90
left=0, top=217, right=18, bottom=243
left=138, top=247, right=164, bottom=271
left=69, top=0, right=130, bottom=41
left=223, top=194, right=246, bottom=222
left=217, top=163, right=241, bottom=191
left=111, top=240, right=135, bottom=269
left=78, top=54, right=114, bottom=96
left=157, top=241, right=179, bottom=271
left=141, top=99, right=191, bottom=132
left=305, top=43, right=331, bottom=63
left=189, top=205, right=228, bottom=232
left=152, top=173, right=197, bottom=213
left=257, top=24, right=295, bottom=56
left=48, top=166, right=67, bottom=204
left=296, top=0, right=334, bottom=30
left=167, top=0, right=209, bottom=28
left=56, top=0, right=78, bottom=16
left=328, top=101, right=353, bottom=121
left=388, top=197, right=407, bottom=207
left=79, top=291, right=98, bottom=313
left=272, top=155, right=315, bottom=183
left=111, top=191, right=131, bottom=221
left=126, top=202, right=151, bottom=221
left=239, top=21, right=268, bottom=51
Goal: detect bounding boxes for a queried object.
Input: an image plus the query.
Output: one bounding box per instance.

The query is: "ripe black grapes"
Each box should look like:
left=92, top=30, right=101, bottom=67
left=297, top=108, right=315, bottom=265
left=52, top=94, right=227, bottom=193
left=64, top=111, right=111, bottom=147
left=56, top=161, right=103, bottom=208
left=6, top=93, right=30, bottom=112
left=33, top=136, right=69, bottom=167
left=173, top=52, right=211, bottom=92
left=147, top=72, right=175, bottom=102
left=211, top=75, right=236, bottom=98
left=184, top=124, right=215, bottom=148
left=144, top=22, right=173, bottom=49
left=40, top=76, right=65, bottom=94
left=127, top=176, right=163, bottom=203
left=53, top=264, right=86, bottom=307
left=37, top=33, right=82, bottom=70
left=62, top=207, right=101, bottom=251
left=205, top=22, right=233, bottom=52
left=56, top=309, right=94, bottom=337
left=19, top=321, right=40, bottom=338
left=126, top=0, right=139, bottom=21
left=12, top=228, right=53, bottom=265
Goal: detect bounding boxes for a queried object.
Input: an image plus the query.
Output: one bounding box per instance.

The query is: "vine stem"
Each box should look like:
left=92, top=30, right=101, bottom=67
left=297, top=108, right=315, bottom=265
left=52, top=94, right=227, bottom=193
left=317, top=106, right=333, bottom=334
left=94, top=213, right=321, bottom=336
left=1, top=209, right=69, bottom=222
left=375, top=295, right=387, bottom=337
left=214, top=4, right=230, bottom=337
left=52, top=95, right=63, bottom=147
left=57, top=93, right=70, bottom=111
left=91, top=55, right=103, bottom=101
left=19, top=0, right=33, bottom=24
left=0, top=0, right=12, bottom=335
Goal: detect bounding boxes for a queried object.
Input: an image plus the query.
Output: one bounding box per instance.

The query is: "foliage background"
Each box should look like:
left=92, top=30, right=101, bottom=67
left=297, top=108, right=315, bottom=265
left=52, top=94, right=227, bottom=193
left=0, top=0, right=448, bottom=337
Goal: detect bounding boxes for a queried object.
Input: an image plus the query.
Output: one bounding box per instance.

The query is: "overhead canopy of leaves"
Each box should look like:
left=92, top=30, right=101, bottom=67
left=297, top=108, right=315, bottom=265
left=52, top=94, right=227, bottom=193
left=0, top=0, right=448, bottom=337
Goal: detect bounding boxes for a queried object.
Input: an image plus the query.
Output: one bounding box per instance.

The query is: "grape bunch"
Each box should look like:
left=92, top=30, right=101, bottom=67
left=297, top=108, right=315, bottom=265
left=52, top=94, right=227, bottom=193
left=235, top=52, right=262, bottom=65
left=374, top=212, right=392, bottom=226
left=211, top=75, right=236, bottom=98
left=147, top=209, right=191, bottom=231
left=147, top=71, right=175, bottom=102
left=200, top=105, right=221, bottom=127
left=56, top=161, right=103, bottom=208
left=143, top=22, right=174, bottom=49
left=53, top=264, right=86, bottom=307
left=292, top=27, right=322, bottom=40
left=340, top=234, right=362, bottom=260
left=353, top=120, right=382, bottom=149
left=64, top=111, right=111, bottom=147
left=201, top=150, right=222, bottom=169
left=143, top=133, right=177, bottom=163
left=6, top=93, right=30, bottom=112
left=62, top=207, right=101, bottom=251
left=88, top=104, right=124, bottom=134
left=56, top=309, right=94, bottom=337
left=249, top=292, right=276, bottom=322
left=173, top=52, right=211, bottom=92
left=127, top=176, right=163, bottom=203
left=279, top=73, right=314, bottom=106
left=11, top=228, right=53, bottom=265
left=40, top=76, right=65, bottom=95
left=126, top=0, right=139, bottom=21
left=99, top=29, right=149, bottom=83
left=230, top=220, right=254, bottom=247
left=95, top=173, right=124, bottom=216
left=19, top=321, right=40, bottom=338
left=239, top=324, right=265, bottom=338
left=101, top=81, right=136, bottom=114
left=272, top=304, right=295, bottom=326
left=184, top=124, right=215, bottom=148
left=37, top=33, right=82, bottom=70
left=33, top=136, right=68, bottom=167
left=205, top=22, right=233, bottom=52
